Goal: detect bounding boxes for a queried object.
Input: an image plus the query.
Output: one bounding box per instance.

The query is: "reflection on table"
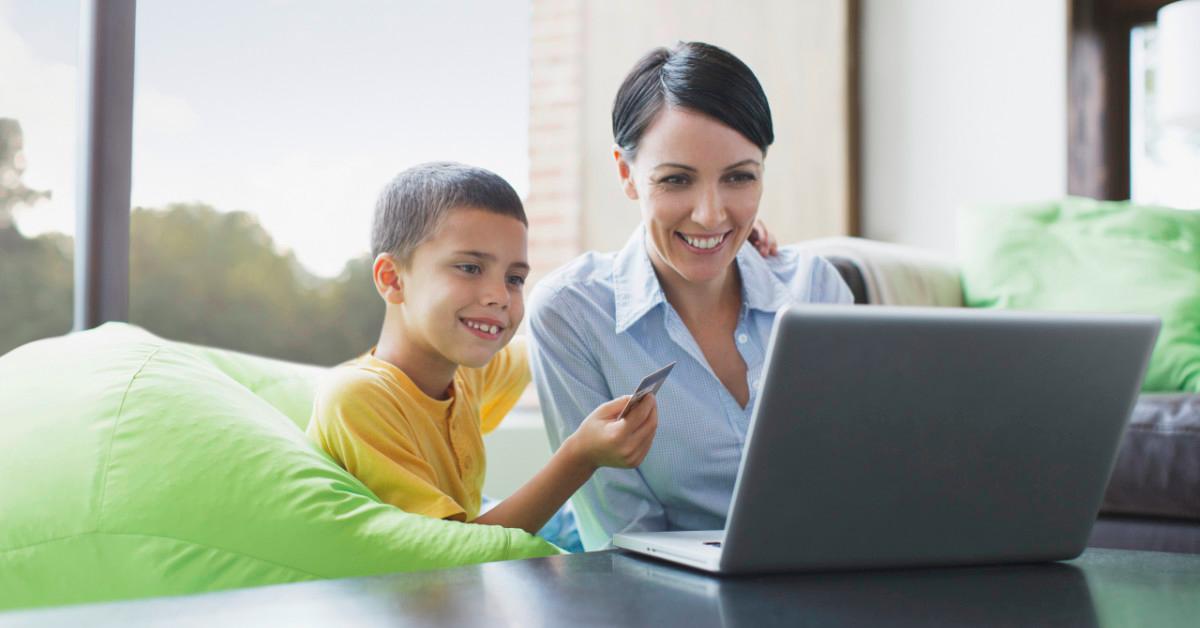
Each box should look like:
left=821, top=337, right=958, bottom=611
left=4, top=548, right=1200, bottom=627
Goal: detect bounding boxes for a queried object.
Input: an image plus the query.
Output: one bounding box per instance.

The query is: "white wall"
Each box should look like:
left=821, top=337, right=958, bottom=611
left=860, top=0, right=1068, bottom=256
left=483, top=410, right=551, bottom=499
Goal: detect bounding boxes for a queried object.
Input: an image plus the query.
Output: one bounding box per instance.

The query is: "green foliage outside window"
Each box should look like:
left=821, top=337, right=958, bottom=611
left=1, top=204, right=382, bottom=364
left=1, top=118, right=382, bottom=364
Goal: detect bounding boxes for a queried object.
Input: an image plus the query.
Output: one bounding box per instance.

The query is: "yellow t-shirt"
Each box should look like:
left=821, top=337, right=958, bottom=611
left=307, top=337, right=531, bottom=521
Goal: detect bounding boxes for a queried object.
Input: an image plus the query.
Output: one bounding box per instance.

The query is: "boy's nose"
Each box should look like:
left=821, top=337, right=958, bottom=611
left=481, top=280, right=509, bottom=308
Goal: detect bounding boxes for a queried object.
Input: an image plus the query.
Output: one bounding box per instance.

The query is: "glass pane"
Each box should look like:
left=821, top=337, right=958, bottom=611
left=1130, top=23, right=1200, bottom=209
left=129, top=1, right=530, bottom=366
left=0, top=1, right=78, bottom=356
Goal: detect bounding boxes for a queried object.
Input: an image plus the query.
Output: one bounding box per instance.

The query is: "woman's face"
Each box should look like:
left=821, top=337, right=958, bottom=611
left=617, top=107, right=764, bottom=286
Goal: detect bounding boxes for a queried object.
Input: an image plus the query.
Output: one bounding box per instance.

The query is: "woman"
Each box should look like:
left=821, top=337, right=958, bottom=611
left=527, top=42, right=852, bottom=550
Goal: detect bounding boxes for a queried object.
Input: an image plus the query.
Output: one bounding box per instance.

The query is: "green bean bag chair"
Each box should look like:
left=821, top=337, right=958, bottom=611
left=0, top=323, right=559, bottom=611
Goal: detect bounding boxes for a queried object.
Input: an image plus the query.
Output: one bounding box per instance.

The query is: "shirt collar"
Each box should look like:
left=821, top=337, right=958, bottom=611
left=612, top=227, right=791, bottom=334
left=613, top=228, right=665, bottom=334
left=735, top=237, right=792, bottom=314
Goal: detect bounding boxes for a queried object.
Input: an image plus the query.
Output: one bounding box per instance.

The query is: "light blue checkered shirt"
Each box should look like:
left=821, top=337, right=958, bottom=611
left=528, top=228, right=853, bottom=550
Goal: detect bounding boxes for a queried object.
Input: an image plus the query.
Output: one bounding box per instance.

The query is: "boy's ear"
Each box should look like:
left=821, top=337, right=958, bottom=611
left=613, top=145, right=639, bottom=201
left=373, top=253, right=405, bottom=305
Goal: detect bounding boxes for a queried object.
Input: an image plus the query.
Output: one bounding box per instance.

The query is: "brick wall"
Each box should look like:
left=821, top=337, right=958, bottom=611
left=526, top=0, right=585, bottom=288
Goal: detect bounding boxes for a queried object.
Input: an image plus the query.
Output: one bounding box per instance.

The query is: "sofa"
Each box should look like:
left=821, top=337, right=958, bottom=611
left=801, top=198, right=1199, bottom=554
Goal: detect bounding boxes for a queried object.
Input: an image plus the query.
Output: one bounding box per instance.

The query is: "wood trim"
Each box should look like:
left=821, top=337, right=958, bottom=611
left=846, top=0, right=861, bottom=237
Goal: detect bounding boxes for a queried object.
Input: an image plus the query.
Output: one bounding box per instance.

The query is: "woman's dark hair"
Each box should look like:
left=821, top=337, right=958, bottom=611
left=612, top=41, right=774, bottom=159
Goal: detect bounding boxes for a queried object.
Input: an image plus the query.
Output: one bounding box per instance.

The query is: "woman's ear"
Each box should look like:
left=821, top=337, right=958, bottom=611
left=613, top=145, right=639, bottom=200
left=373, top=253, right=405, bottom=305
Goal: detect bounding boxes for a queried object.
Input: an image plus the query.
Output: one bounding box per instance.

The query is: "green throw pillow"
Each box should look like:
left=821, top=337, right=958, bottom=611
left=959, top=197, right=1200, bottom=392
left=0, top=323, right=559, bottom=612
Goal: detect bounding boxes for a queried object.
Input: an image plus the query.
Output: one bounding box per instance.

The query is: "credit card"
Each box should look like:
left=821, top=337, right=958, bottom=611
left=618, top=361, right=676, bottom=418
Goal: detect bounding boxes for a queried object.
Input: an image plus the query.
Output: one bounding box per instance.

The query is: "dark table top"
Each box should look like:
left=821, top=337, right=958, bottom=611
left=4, top=548, right=1200, bottom=627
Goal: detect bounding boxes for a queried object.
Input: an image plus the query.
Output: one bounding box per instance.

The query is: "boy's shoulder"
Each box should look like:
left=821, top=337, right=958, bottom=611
left=309, top=355, right=424, bottom=438
left=315, top=355, right=401, bottom=406
left=319, top=355, right=388, bottom=391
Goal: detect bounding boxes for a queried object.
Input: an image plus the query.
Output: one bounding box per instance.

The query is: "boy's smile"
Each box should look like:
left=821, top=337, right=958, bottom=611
left=376, top=206, right=529, bottom=398
left=460, top=316, right=506, bottom=340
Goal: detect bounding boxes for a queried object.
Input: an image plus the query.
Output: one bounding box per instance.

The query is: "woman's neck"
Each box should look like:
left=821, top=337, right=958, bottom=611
left=647, top=242, right=742, bottom=325
left=374, top=309, right=458, bottom=401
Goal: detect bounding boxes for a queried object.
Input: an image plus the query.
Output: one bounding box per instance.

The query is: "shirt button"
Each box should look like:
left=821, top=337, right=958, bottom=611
left=737, top=334, right=749, bottom=344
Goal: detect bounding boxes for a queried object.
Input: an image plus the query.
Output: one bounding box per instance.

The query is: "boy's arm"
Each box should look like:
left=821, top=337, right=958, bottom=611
left=473, top=394, right=655, bottom=535
left=526, top=286, right=669, bottom=548
left=470, top=433, right=594, bottom=534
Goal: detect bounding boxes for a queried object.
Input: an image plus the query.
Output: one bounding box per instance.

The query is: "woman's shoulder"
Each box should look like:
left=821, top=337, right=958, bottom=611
left=529, top=250, right=620, bottom=314
left=763, top=244, right=835, bottom=277
left=767, top=245, right=853, bottom=304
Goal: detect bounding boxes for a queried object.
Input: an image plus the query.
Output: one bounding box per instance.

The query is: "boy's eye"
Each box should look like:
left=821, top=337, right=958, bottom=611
left=456, top=263, right=482, bottom=274
left=507, top=275, right=527, bottom=287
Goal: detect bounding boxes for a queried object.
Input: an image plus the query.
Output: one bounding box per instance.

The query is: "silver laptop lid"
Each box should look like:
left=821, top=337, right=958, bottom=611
left=721, top=305, right=1159, bottom=573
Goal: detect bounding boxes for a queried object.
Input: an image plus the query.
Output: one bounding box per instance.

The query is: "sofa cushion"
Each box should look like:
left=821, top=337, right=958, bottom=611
left=0, top=323, right=559, bottom=612
left=959, top=197, right=1200, bottom=392
left=825, top=255, right=869, bottom=305
left=800, top=236, right=964, bottom=307
left=1102, top=393, right=1200, bottom=521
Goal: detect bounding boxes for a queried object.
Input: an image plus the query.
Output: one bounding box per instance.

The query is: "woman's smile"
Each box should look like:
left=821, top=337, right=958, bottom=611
left=675, top=230, right=732, bottom=255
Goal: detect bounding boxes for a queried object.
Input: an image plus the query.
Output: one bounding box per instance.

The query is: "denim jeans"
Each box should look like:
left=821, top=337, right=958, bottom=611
left=480, top=496, right=584, bottom=553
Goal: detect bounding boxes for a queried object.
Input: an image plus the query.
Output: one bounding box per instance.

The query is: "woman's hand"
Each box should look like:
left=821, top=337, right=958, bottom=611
left=564, top=394, right=659, bottom=471
left=748, top=219, right=779, bottom=257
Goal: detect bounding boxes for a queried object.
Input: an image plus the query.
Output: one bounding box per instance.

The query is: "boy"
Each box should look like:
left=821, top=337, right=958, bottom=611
left=308, top=162, right=657, bottom=540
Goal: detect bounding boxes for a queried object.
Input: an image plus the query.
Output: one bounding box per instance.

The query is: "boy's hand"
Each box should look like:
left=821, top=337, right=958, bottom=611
left=565, top=393, right=658, bottom=471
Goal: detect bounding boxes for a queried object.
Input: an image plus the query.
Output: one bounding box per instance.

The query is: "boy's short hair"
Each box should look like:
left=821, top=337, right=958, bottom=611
left=371, top=161, right=527, bottom=263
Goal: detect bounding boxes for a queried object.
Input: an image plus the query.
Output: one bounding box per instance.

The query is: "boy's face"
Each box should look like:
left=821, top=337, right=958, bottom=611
left=388, top=207, right=529, bottom=369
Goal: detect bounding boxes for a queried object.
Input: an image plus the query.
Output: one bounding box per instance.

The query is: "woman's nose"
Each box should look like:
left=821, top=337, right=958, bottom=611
left=691, top=186, right=727, bottom=229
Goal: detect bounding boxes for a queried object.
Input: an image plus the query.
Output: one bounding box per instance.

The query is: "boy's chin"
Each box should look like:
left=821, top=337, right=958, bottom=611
left=453, top=349, right=497, bottom=369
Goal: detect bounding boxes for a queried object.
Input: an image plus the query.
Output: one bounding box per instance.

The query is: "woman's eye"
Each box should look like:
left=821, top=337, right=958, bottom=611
left=726, top=172, right=757, bottom=184
left=456, top=264, right=482, bottom=275
left=659, top=174, right=690, bottom=186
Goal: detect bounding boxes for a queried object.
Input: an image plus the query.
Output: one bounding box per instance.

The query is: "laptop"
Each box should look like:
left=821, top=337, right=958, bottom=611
left=613, top=305, right=1160, bottom=574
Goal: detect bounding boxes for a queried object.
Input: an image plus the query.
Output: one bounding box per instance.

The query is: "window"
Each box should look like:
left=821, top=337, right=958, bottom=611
left=0, top=1, right=78, bottom=355
left=1130, top=23, right=1200, bottom=208
left=127, top=0, right=531, bottom=365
